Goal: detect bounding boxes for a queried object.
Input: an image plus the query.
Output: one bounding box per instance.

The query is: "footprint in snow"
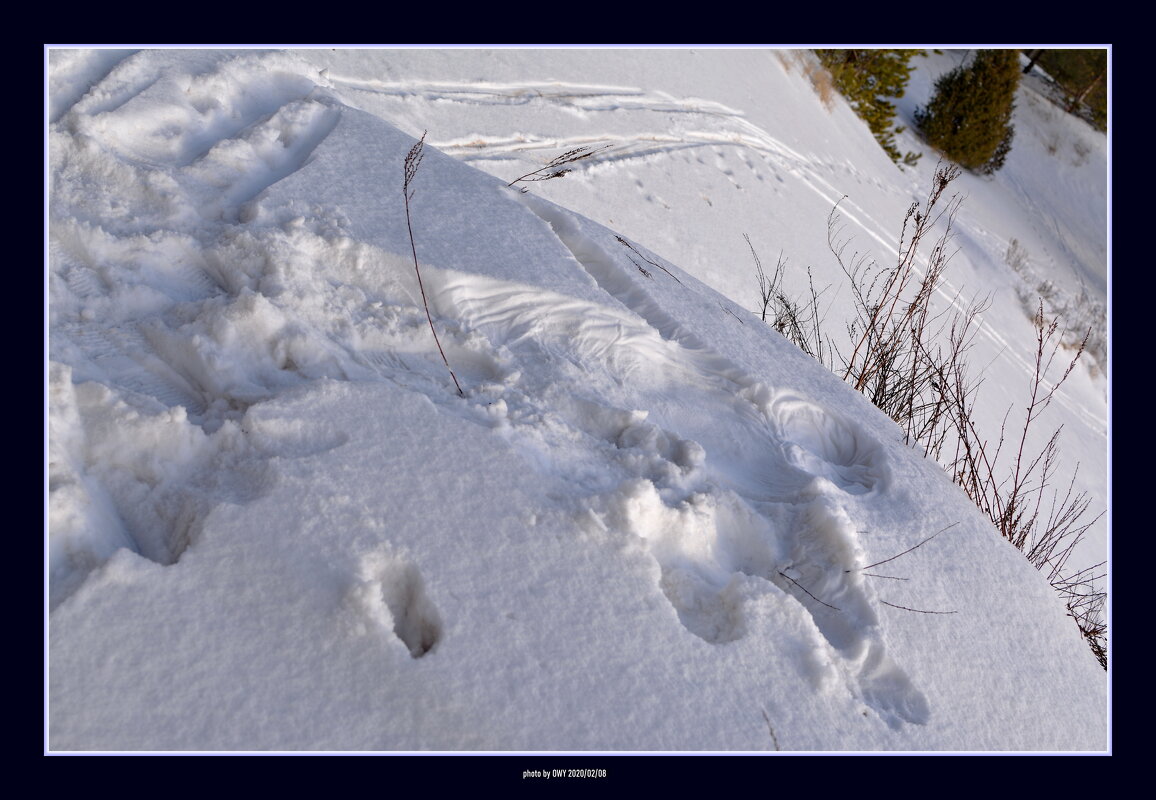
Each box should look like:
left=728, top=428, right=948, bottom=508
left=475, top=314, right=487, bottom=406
left=765, top=394, right=888, bottom=495
left=352, top=547, right=443, bottom=659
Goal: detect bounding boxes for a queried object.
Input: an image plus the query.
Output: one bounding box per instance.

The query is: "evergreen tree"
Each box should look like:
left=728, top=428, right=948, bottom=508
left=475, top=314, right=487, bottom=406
left=914, top=50, right=1020, bottom=175
left=1034, top=49, right=1107, bottom=131
left=815, top=49, right=922, bottom=167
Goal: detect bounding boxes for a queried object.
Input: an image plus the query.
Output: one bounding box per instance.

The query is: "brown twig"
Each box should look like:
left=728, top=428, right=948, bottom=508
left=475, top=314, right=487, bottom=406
left=779, top=571, right=840, bottom=611
left=881, top=600, right=957, bottom=615
left=616, top=236, right=683, bottom=284
left=849, top=522, right=958, bottom=573
left=761, top=707, right=782, bottom=751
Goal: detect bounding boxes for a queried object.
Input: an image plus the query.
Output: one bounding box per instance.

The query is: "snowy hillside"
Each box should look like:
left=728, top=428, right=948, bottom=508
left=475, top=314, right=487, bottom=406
left=46, top=48, right=1108, bottom=752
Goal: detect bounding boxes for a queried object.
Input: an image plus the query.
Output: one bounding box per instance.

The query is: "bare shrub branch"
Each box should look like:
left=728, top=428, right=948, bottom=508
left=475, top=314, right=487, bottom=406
left=746, top=234, right=829, bottom=365
left=760, top=162, right=1106, bottom=667
left=945, top=300, right=1105, bottom=664
left=828, top=163, right=974, bottom=450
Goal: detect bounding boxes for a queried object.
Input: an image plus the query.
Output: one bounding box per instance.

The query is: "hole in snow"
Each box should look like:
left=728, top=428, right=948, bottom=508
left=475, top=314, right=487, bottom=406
left=359, top=550, right=443, bottom=659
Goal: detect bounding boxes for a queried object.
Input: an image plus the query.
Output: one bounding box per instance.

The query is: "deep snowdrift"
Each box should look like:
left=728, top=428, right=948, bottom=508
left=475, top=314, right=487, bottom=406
left=46, top=48, right=1107, bottom=751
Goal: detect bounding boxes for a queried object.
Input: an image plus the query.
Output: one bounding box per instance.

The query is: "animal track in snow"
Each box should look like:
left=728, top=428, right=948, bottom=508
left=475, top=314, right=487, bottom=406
left=761, top=393, right=887, bottom=495
left=515, top=196, right=888, bottom=497
left=594, top=478, right=929, bottom=727
left=352, top=547, right=443, bottom=658
left=48, top=48, right=139, bottom=123
left=186, top=97, right=342, bottom=221
left=595, top=480, right=775, bottom=645
left=491, top=199, right=925, bottom=726
left=773, top=497, right=930, bottom=727
left=47, top=363, right=273, bottom=608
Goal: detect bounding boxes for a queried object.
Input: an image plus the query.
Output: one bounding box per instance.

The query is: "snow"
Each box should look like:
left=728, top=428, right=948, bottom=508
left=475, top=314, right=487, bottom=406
left=45, top=47, right=1109, bottom=753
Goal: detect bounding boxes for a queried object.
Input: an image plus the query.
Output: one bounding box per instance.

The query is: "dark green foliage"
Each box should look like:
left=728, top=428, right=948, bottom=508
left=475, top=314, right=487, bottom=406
left=1031, top=49, right=1107, bottom=132
left=815, top=49, right=922, bottom=167
left=915, top=50, right=1020, bottom=175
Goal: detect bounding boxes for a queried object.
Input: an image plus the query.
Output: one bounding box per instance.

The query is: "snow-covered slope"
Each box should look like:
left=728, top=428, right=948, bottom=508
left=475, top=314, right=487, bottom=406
left=295, top=47, right=1108, bottom=570
left=46, top=48, right=1107, bottom=751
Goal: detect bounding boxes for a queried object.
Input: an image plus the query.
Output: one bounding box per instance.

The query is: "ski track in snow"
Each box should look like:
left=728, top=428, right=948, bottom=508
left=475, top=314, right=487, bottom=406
left=330, top=76, right=747, bottom=118
left=48, top=54, right=981, bottom=729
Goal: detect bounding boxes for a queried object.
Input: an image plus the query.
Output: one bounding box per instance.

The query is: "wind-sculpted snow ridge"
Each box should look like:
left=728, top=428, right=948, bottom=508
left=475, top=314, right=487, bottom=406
left=339, top=71, right=1104, bottom=437
left=48, top=50, right=1107, bottom=751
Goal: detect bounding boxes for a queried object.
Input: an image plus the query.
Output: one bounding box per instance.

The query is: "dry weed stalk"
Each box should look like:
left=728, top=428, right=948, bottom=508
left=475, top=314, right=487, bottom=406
left=403, top=132, right=464, bottom=397
left=617, top=235, right=683, bottom=284
left=507, top=144, right=611, bottom=190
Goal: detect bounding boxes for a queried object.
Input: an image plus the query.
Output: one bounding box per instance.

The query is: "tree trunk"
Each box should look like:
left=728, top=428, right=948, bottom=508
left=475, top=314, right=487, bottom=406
left=1022, top=49, right=1044, bottom=74
left=1068, top=66, right=1105, bottom=111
